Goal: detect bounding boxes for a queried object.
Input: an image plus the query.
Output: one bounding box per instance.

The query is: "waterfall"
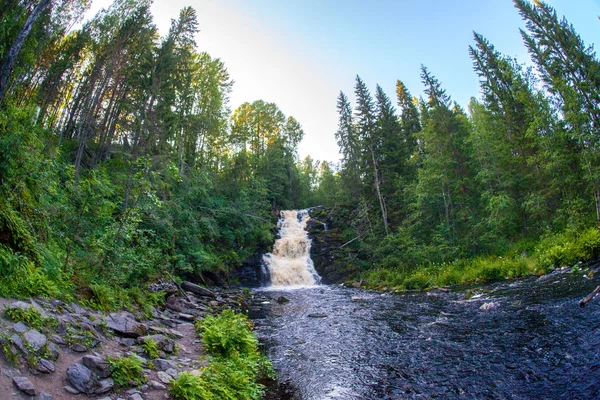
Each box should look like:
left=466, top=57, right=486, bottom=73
left=263, top=210, right=321, bottom=287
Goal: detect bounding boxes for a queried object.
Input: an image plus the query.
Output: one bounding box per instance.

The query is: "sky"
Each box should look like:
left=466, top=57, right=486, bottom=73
left=86, top=0, right=600, bottom=163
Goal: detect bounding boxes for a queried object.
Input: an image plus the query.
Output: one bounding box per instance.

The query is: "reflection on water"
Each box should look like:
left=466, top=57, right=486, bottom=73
left=251, top=268, right=600, bottom=399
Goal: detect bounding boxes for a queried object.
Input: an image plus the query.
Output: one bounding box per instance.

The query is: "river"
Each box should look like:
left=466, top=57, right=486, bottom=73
left=251, top=210, right=600, bottom=399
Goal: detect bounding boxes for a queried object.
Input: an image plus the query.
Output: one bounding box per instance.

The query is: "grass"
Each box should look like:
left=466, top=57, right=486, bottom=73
left=361, top=227, right=600, bottom=291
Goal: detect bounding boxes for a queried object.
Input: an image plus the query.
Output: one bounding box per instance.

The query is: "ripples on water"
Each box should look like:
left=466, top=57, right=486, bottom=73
left=251, top=268, right=600, bottom=399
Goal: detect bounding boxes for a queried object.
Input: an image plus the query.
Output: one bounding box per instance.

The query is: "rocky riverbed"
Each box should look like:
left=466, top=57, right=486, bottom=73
left=0, top=283, right=248, bottom=400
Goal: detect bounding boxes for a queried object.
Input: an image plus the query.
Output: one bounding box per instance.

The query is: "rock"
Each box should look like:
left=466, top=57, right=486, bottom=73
left=138, top=334, right=175, bottom=353
left=157, top=371, right=172, bottom=384
left=181, top=281, right=216, bottom=298
left=63, top=385, right=80, bottom=394
left=128, top=394, right=144, bottom=400
left=12, top=376, right=36, bottom=396
left=10, top=334, right=26, bottom=354
left=35, top=358, right=55, bottom=374
left=117, top=337, right=137, bottom=347
left=106, top=313, right=148, bottom=338
left=147, top=281, right=178, bottom=294
left=66, top=363, right=98, bottom=394
left=307, top=313, right=328, bottom=318
left=47, top=342, right=60, bottom=360
left=12, top=321, right=27, bottom=333
left=178, top=313, right=195, bottom=321
left=351, top=281, right=362, bottom=288
left=38, top=392, right=53, bottom=400
left=276, top=296, right=290, bottom=304
left=150, top=380, right=167, bottom=390
left=71, top=343, right=88, bottom=352
left=24, top=329, right=47, bottom=353
left=50, top=334, right=67, bottom=345
left=148, top=325, right=184, bottom=339
left=153, top=358, right=177, bottom=371
left=95, top=378, right=114, bottom=394
left=165, top=367, right=180, bottom=379
left=82, top=355, right=111, bottom=378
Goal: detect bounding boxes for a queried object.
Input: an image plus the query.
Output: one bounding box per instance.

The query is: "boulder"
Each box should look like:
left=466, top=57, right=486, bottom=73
left=24, top=329, right=47, bottom=352
left=82, top=355, right=111, bottom=378
left=12, top=376, right=36, bottom=396
left=153, top=358, right=177, bottom=371
left=66, top=363, right=98, bottom=394
left=39, top=392, right=53, bottom=400
left=105, top=313, right=147, bottom=338
left=12, top=321, right=27, bottom=333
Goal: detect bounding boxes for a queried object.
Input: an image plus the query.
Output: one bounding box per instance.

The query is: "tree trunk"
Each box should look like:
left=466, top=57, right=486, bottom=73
left=0, top=0, right=51, bottom=105
left=370, top=146, right=389, bottom=235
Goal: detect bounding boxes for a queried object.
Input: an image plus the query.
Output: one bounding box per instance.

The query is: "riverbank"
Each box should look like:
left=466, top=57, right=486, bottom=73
left=356, top=227, right=600, bottom=292
left=0, top=284, right=273, bottom=399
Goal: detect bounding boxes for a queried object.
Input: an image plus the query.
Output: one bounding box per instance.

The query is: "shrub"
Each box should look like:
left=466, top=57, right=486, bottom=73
left=142, top=337, right=160, bottom=359
left=3, top=305, right=56, bottom=331
left=196, top=310, right=258, bottom=358
left=107, top=355, right=146, bottom=387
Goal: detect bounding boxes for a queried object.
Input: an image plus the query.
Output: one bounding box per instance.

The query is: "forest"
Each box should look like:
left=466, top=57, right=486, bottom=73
left=324, top=0, right=600, bottom=289
left=1, top=0, right=600, bottom=300
left=0, top=0, right=323, bottom=303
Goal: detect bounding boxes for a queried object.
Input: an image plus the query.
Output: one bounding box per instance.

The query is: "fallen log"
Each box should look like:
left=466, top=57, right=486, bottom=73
left=579, top=284, right=600, bottom=308
left=181, top=281, right=216, bottom=298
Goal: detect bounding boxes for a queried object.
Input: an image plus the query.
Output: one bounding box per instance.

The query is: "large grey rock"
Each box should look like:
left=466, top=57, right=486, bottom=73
left=153, top=358, right=176, bottom=371
left=128, top=394, right=144, bottom=400
left=150, top=380, right=166, bottom=390
left=165, top=368, right=180, bottom=379
left=47, top=342, right=59, bottom=360
left=24, top=329, right=47, bottom=353
left=106, top=313, right=147, bottom=338
left=82, top=355, right=111, bottom=378
left=38, top=392, right=53, bottom=400
left=13, top=376, right=35, bottom=396
left=66, top=363, right=98, bottom=394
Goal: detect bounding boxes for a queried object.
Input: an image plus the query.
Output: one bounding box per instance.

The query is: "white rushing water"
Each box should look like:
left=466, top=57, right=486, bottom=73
left=263, top=210, right=321, bottom=287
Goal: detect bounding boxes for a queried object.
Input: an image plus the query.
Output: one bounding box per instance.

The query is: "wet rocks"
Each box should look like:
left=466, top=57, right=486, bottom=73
left=276, top=296, right=290, bottom=304
left=12, top=376, right=36, bottom=396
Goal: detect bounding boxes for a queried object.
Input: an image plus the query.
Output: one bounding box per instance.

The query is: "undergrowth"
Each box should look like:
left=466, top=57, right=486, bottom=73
left=3, top=305, right=57, bottom=331
left=108, top=354, right=146, bottom=388
left=361, top=227, right=600, bottom=291
left=170, top=310, right=273, bottom=400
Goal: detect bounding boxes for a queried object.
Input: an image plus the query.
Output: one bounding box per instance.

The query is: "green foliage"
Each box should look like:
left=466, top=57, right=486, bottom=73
left=142, top=337, right=160, bottom=359
left=536, top=227, right=600, bottom=270
left=3, top=305, right=56, bottom=331
left=173, top=310, right=272, bottom=400
left=108, top=355, right=146, bottom=388
left=196, top=310, right=258, bottom=358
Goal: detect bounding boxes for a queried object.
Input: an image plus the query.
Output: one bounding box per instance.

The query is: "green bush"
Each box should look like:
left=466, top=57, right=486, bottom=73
left=107, top=355, right=146, bottom=387
left=536, top=227, right=600, bottom=269
left=3, top=305, right=56, bottom=331
left=172, top=310, right=273, bottom=400
left=142, top=337, right=160, bottom=359
left=196, top=310, right=258, bottom=358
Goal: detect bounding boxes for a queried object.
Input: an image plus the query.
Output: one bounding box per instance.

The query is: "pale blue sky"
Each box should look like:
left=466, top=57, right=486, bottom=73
left=88, top=0, right=600, bottom=162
